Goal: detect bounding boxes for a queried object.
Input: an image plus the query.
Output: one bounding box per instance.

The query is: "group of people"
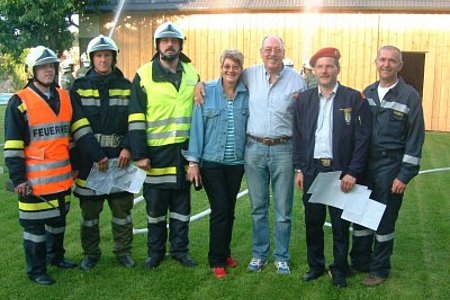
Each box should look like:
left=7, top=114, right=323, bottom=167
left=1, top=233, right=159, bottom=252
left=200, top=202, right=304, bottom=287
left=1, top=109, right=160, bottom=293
left=4, top=20, right=424, bottom=289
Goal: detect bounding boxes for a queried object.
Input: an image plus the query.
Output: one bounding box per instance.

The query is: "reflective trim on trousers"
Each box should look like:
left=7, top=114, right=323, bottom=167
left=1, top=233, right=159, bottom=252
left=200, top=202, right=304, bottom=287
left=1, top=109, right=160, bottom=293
left=376, top=232, right=395, bottom=242
left=23, top=231, right=46, bottom=243
left=112, top=215, right=132, bottom=225
left=82, top=218, right=99, bottom=227
left=45, top=224, right=65, bottom=234
left=147, top=215, right=166, bottom=224
left=352, top=229, right=374, bottom=237
left=144, top=175, right=177, bottom=184
left=169, top=211, right=190, bottom=222
left=19, top=209, right=61, bottom=220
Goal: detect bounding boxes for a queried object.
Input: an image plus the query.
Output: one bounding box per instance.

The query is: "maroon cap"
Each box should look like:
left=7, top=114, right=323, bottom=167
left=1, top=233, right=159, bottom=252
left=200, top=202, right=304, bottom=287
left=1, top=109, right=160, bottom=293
left=309, top=47, right=341, bottom=67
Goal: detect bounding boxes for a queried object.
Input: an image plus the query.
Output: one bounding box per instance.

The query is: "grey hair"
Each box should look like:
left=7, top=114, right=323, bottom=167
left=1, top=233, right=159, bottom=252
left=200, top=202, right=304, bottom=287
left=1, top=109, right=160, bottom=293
left=377, top=45, right=403, bottom=63
left=260, top=35, right=285, bottom=50
left=220, top=49, right=244, bottom=68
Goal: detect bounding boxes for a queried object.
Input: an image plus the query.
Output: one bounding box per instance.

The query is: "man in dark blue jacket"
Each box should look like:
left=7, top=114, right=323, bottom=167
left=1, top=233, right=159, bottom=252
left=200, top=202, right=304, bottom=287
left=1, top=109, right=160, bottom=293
left=292, top=47, right=371, bottom=288
left=350, top=45, right=425, bottom=286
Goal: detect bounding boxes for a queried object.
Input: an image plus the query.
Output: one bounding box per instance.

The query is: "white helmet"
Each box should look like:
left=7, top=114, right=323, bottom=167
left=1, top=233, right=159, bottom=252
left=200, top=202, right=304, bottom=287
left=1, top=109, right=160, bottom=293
left=303, top=59, right=313, bottom=69
left=80, top=52, right=90, bottom=67
left=283, top=58, right=294, bottom=68
left=62, top=58, right=74, bottom=72
left=25, top=46, right=60, bottom=79
left=153, top=21, right=185, bottom=49
left=87, top=34, right=119, bottom=64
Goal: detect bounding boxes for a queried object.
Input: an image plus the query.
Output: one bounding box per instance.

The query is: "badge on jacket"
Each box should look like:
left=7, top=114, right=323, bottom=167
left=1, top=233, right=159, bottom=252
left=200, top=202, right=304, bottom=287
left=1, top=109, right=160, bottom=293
left=340, top=107, right=352, bottom=125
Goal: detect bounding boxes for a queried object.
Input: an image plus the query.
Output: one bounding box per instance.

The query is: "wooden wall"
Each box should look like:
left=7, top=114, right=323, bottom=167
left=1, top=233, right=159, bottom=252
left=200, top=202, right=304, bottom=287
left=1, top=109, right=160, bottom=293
left=84, top=12, right=450, bottom=131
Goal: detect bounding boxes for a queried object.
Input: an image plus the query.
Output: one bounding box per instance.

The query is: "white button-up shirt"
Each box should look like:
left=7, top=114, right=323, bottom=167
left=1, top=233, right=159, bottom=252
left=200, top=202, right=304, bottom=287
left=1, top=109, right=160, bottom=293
left=314, top=83, right=339, bottom=159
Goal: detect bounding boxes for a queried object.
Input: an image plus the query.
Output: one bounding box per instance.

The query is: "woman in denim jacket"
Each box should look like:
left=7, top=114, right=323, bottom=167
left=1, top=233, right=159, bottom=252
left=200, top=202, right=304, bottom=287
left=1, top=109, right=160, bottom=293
left=185, top=49, right=249, bottom=279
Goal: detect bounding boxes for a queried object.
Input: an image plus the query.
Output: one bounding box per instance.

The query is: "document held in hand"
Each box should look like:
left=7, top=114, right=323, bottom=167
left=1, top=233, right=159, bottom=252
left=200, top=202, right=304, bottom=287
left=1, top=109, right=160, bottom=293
left=86, top=158, right=146, bottom=195
left=307, top=171, right=386, bottom=230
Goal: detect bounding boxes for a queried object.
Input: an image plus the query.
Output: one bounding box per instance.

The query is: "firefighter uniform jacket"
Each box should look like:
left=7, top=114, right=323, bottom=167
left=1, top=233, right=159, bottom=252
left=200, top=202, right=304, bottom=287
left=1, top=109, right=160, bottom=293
left=4, top=83, right=101, bottom=219
left=128, top=59, right=199, bottom=189
left=70, top=67, right=132, bottom=197
left=364, top=77, right=425, bottom=184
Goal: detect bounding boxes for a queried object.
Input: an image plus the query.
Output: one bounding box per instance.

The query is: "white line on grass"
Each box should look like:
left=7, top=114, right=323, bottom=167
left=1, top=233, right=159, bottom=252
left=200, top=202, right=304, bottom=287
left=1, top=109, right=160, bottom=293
left=132, top=167, right=450, bottom=234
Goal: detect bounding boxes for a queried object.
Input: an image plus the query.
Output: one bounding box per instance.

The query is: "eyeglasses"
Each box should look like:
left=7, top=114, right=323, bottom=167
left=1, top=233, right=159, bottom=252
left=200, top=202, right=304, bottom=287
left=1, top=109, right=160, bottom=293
left=222, top=64, right=242, bottom=71
left=262, top=47, right=283, bottom=54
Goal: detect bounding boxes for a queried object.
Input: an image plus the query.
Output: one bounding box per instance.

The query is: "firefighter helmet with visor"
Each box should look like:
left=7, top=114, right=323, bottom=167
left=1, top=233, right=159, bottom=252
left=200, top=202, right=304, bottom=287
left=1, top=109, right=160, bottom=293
left=86, top=34, right=119, bottom=65
left=25, top=46, right=60, bottom=79
left=153, top=21, right=185, bottom=50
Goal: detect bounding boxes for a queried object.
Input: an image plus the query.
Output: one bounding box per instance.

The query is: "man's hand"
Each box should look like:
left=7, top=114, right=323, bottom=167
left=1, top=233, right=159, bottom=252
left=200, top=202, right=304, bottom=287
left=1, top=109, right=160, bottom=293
left=194, top=82, right=206, bottom=106
left=391, top=178, right=406, bottom=194
left=187, top=163, right=202, bottom=188
left=294, top=172, right=304, bottom=190
left=117, top=148, right=131, bottom=169
left=15, top=182, right=29, bottom=197
left=341, top=174, right=356, bottom=193
left=136, top=158, right=151, bottom=171
left=96, top=157, right=109, bottom=172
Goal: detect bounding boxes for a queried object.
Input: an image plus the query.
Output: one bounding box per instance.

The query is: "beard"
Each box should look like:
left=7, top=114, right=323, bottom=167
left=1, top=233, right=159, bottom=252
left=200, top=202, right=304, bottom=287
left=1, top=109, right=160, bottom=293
left=160, top=49, right=180, bottom=62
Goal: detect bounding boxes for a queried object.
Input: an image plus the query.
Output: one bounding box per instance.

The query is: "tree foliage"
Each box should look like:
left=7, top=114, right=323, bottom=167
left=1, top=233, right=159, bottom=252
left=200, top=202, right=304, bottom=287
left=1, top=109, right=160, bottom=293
left=0, top=0, right=107, bottom=60
left=0, top=0, right=107, bottom=91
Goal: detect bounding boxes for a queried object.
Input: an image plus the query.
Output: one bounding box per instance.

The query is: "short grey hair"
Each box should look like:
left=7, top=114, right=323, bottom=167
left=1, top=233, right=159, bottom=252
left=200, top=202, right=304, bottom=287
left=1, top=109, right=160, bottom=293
left=260, top=35, right=285, bottom=50
left=220, top=49, right=244, bottom=68
left=377, top=45, right=403, bottom=63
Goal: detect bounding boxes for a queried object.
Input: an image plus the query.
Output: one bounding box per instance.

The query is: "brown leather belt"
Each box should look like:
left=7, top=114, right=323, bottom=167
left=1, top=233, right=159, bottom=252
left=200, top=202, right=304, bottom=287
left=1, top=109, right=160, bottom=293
left=314, top=158, right=333, bottom=167
left=247, top=134, right=290, bottom=146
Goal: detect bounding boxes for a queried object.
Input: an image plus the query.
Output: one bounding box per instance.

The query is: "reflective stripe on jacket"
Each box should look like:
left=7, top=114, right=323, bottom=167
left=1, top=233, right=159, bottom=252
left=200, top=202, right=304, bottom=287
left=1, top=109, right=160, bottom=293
left=17, top=87, right=73, bottom=196
left=136, top=62, right=197, bottom=147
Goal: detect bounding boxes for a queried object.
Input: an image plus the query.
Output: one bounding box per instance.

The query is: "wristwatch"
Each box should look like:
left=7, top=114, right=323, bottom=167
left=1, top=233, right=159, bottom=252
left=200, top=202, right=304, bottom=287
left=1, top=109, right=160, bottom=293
left=294, top=168, right=302, bottom=173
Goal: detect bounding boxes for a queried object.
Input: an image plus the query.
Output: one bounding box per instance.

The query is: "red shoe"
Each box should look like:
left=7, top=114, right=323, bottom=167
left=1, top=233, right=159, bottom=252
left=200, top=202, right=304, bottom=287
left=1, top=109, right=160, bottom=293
left=226, top=256, right=238, bottom=268
left=212, top=267, right=227, bottom=279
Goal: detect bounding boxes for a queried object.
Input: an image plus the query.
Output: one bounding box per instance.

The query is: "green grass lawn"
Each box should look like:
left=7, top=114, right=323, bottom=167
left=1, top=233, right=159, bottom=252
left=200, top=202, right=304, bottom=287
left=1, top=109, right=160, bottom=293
left=0, top=103, right=449, bottom=299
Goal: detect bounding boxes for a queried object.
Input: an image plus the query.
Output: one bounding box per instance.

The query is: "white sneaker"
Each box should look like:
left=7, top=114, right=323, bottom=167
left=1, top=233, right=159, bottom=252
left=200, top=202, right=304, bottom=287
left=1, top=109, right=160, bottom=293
left=274, top=260, right=290, bottom=275
left=247, top=258, right=268, bottom=272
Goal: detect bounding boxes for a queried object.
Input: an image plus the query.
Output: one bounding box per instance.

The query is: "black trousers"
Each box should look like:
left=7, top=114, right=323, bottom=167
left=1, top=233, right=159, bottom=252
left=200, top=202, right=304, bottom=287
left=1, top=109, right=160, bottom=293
left=20, top=202, right=69, bottom=277
left=144, top=185, right=191, bottom=259
left=201, top=161, right=244, bottom=267
left=351, top=155, right=403, bottom=278
left=303, top=163, right=350, bottom=276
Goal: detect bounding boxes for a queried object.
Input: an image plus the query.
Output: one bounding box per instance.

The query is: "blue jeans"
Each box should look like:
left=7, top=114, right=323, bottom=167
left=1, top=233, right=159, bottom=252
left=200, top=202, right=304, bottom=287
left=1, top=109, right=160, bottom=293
left=244, top=138, right=294, bottom=262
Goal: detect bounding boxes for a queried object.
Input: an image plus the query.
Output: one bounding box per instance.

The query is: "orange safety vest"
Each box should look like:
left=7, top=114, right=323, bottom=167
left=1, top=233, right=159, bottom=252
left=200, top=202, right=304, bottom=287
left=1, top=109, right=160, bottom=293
left=17, top=87, right=73, bottom=196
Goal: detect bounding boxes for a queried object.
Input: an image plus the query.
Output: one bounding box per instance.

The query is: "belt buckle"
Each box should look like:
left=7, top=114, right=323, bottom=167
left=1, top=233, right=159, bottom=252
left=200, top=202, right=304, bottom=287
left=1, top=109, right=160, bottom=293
left=320, top=158, right=331, bottom=167
left=262, top=138, right=272, bottom=145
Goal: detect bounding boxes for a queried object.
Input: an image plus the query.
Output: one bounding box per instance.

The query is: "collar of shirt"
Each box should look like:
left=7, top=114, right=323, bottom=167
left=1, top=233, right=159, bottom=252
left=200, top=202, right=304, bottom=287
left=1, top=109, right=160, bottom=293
left=377, top=79, right=399, bottom=101
left=154, top=58, right=183, bottom=76
left=318, top=82, right=339, bottom=99
left=314, top=82, right=337, bottom=159
left=264, top=65, right=285, bottom=83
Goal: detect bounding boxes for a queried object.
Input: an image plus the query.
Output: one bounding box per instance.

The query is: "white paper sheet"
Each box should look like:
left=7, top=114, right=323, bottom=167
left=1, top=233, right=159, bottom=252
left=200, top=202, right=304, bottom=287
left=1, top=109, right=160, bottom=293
left=307, top=171, right=386, bottom=230
left=342, top=199, right=386, bottom=231
left=86, top=158, right=146, bottom=194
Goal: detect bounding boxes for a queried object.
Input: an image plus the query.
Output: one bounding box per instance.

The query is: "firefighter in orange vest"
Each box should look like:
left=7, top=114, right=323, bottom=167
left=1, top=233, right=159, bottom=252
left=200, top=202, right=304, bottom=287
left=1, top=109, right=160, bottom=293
left=3, top=46, right=107, bottom=285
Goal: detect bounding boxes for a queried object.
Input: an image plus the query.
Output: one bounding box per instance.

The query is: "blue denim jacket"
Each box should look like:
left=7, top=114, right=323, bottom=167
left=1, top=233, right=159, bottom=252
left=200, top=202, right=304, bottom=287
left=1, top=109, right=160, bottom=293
left=184, top=78, right=249, bottom=164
